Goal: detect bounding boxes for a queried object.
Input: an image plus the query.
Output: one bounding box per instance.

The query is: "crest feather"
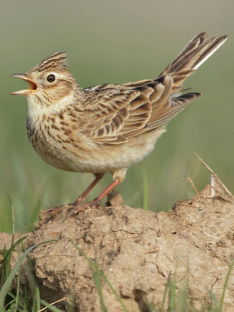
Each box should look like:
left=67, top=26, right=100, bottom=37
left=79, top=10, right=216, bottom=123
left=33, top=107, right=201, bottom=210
left=29, top=52, right=67, bottom=73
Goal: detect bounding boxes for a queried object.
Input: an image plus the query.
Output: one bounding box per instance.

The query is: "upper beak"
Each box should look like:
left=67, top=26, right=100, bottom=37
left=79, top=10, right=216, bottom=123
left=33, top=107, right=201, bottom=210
left=11, top=73, right=37, bottom=95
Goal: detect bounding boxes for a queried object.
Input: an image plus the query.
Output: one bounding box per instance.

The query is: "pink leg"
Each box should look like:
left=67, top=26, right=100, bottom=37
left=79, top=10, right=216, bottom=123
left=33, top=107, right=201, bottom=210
left=75, top=174, right=104, bottom=205
left=76, top=178, right=121, bottom=209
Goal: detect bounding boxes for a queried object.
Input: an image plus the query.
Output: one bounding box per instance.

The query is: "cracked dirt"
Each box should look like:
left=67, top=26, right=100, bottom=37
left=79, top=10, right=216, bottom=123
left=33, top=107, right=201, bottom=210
left=1, top=182, right=234, bottom=311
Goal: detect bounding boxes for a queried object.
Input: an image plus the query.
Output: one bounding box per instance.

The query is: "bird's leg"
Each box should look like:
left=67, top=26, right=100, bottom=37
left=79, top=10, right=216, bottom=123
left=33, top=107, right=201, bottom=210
left=75, top=178, right=121, bottom=209
left=73, top=169, right=126, bottom=211
left=92, top=178, right=121, bottom=205
left=74, top=173, right=104, bottom=205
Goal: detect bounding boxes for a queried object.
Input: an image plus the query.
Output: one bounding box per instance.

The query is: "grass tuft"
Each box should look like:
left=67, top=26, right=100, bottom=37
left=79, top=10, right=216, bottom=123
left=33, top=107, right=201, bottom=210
left=0, top=237, right=233, bottom=311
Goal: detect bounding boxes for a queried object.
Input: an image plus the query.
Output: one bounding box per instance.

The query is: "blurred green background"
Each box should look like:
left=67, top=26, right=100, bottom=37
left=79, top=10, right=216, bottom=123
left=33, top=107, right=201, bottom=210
left=0, top=0, right=233, bottom=233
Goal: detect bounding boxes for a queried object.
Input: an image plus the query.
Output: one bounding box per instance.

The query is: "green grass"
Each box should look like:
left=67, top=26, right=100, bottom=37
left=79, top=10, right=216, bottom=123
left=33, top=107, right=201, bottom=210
left=0, top=237, right=61, bottom=311
left=0, top=237, right=233, bottom=311
left=0, top=1, right=233, bottom=310
left=1, top=1, right=234, bottom=233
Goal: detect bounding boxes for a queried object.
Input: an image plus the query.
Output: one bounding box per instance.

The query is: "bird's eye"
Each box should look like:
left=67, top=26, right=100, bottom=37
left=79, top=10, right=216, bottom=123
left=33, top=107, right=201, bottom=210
left=47, top=74, right=56, bottom=83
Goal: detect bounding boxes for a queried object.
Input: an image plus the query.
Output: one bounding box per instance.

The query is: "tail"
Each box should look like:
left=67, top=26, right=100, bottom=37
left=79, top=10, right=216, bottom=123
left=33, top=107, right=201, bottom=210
left=161, top=32, right=228, bottom=93
left=145, top=33, right=227, bottom=129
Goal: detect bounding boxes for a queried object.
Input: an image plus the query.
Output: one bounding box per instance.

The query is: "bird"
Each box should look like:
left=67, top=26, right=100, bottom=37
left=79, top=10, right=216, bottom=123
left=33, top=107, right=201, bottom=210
left=12, top=32, right=227, bottom=209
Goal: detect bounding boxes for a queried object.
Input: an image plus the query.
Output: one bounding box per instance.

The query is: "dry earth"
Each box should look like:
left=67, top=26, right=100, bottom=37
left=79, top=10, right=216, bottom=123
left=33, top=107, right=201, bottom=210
left=0, top=179, right=234, bottom=311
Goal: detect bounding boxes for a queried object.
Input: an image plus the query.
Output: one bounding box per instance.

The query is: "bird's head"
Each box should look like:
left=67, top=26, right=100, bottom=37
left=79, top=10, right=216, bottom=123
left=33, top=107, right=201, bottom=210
left=12, top=52, right=79, bottom=107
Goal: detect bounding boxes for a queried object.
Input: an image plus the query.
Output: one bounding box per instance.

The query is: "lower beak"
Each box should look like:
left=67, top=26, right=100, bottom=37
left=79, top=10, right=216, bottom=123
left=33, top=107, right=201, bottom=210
left=11, top=74, right=37, bottom=95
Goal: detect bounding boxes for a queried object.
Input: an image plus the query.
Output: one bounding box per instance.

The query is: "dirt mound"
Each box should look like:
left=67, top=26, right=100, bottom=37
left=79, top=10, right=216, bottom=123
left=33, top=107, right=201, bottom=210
left=1, top=178, right=233, bottom=311
left=18, top=181, right=232, bottom=311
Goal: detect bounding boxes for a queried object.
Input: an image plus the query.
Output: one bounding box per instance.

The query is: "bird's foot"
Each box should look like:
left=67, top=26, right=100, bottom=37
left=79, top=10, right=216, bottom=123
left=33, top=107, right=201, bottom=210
left=67, top=198, right=102, bottom=216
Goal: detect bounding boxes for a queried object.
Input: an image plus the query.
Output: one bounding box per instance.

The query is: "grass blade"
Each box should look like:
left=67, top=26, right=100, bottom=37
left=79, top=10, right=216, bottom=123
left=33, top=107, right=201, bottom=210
left=40, top=299, right=64, bottom=312
left=70, top=240, right=128, bottom=312
left=160, top=271, right=171, bottom=311
left=0, top=245, right=36, bottom=311
left=219, top=261, right=234, bottom=312
left=92, top=273, right=108, bottom=312
left=0, top=236, right=27, bottom=280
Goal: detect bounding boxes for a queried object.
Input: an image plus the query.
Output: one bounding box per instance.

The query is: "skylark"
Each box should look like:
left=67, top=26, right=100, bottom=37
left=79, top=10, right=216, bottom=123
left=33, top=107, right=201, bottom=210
left=12, top=32, right=227, bottom=208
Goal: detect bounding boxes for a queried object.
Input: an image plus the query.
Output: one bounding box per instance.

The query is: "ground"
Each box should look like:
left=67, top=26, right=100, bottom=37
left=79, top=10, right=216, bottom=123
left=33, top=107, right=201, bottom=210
left=0, top=177, right=233, bottom=311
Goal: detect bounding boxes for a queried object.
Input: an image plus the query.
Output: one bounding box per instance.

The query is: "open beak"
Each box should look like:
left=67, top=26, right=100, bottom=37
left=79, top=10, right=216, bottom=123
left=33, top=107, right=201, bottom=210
left=11, top=74, right=37, bottom=95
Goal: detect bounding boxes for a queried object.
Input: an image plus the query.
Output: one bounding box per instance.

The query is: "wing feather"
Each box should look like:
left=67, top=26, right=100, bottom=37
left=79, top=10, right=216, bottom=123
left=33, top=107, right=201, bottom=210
left=78, top=76, right=201, bottom=145
left=77, top=33, right=226, bottom=144
left=80, top=78, right=170, bottom=144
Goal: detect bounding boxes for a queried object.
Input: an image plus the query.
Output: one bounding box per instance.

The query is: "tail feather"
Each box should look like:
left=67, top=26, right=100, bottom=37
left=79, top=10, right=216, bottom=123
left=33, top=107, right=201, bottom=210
left=149, top=92, right=201, bottom=128
left=161, top=32, right=228, bottom=93
left=120, top=33, right=226, bottom=136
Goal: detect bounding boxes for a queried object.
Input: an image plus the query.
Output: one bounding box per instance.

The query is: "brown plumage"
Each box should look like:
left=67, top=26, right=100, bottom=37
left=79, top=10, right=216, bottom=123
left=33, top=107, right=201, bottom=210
left=12, top=32, right=227, bottom=208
